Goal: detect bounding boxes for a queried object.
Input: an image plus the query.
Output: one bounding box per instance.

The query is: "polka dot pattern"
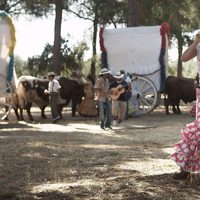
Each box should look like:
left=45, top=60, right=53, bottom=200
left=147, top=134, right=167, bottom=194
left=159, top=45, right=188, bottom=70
left=172, top=88, right=200, bottom=172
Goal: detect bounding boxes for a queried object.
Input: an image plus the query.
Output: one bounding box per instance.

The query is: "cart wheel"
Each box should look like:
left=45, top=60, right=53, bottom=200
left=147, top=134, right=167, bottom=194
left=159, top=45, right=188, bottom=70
left=0, top=73, right=13, bottom=121
left=130, top=76, right=158, bottom=115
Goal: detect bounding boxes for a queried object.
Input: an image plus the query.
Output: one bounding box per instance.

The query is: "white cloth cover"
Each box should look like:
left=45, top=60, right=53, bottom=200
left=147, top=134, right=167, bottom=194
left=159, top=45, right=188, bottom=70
left=103, top=26, right=168, bottom=91
left=0, top=21, right=10, bottom=91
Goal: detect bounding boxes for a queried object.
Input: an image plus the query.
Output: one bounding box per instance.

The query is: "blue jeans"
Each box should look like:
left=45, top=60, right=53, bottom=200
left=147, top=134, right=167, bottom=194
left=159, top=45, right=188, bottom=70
left=98, top=99, right=112, bottom=128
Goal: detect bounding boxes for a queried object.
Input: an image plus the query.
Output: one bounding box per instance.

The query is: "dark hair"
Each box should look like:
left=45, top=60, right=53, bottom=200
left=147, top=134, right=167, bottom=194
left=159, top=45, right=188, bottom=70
left=87, top=74, right=95, bottom=85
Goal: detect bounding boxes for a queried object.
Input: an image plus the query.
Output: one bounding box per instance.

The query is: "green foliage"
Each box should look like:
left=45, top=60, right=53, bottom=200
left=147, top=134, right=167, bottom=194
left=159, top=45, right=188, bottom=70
left=182, top=60, right=198, bottom=78
left=26, top=39, right=88, bottom=77
left=0, top=0, right=9, bottom=11
left=71, top=0, right=125, bottom=25
left=168, top=59, right=197, bottom=78
left=1, top=0, right=200, bottom=78
left=14, top=56, right=29, bottom=77
left=82, top=54, right=101, bottom=77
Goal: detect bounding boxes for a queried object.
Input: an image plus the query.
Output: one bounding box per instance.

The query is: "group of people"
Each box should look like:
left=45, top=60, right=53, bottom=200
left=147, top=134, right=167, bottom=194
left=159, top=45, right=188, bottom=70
left=94, top=68, right=140, bottom=130
left=43, top=31, right=200, bottom=180
left=44, top=71, right=98, bottom=122
left=44, top=68, right=141, bottom=127
left=93, top=32, right=200, bottom=181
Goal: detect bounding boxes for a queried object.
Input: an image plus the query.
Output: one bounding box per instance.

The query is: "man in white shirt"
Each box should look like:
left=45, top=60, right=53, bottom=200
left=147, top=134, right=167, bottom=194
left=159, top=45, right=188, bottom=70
left=44, top=71, right=61, bottom=123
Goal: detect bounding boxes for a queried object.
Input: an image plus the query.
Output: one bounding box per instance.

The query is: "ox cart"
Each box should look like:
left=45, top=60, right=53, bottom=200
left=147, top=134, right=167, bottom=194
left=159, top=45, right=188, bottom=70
left=99, top=23, right=170, bottom=114
left=0, top=11, right=16, bottom=120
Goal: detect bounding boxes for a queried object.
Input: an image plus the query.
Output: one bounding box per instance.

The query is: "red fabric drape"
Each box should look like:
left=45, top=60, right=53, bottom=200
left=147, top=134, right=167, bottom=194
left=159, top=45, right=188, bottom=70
left=160, top=22, right=170, bottom=48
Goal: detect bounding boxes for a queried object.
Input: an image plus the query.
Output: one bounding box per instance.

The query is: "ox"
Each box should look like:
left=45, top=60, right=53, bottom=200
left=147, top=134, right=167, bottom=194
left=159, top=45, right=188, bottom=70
left=16, top=76, right=49, bottom=121
left=164, top=76, right=196, bottom=114
left=4, top=92, right=20, bottom=121
left=58, top=77, right=85, bottom=117
left=16, top=76, right=85, bottom=121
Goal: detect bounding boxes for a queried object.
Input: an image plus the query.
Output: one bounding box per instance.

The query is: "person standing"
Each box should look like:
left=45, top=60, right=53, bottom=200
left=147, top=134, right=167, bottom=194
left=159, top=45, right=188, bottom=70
left=120, top=70, right=132, bottom=119
left=70, top=71, right=81, bottom=117
left=44, top=71, right=61, bottom=123
left=172, top=32, right=200, bottom=179
left=94, top=68, right=112, bottom=130
left=110, top=71, right=129, bottom=125
left=130, top=76, right=141, bottom=117
left=77, top=74, right=98, bottom=117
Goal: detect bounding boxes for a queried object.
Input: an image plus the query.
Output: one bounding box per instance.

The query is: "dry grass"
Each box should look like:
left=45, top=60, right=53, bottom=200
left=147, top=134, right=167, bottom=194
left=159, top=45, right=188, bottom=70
left=0, top=105, right=200, bottom=199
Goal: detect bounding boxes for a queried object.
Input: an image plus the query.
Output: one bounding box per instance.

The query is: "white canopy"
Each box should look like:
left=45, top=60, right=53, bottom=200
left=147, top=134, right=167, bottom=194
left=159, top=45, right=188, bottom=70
left=103, top=26, right=169, bottom=91
left=0, top=22, right=10, bottom=83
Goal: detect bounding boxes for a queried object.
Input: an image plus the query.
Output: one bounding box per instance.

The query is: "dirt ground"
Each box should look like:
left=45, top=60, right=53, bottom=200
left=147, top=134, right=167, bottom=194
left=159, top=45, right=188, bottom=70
left=0, top=105, right=200, bottom=200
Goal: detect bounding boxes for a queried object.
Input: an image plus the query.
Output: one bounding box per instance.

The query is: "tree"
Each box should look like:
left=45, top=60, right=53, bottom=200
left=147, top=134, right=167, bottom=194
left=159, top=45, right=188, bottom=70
left=27, top=39, right=88, bottom=77
left=23, top=0, right=68, bottom=75
left=126, top=0, right=200, bottom=77
left=0, top=0, right=75, bottom=75
left=150, top=0, right=200, bottom=77
left=14, top=55, right=28, bottom=76
left=52, top=0, right=63, bottom=74
left=68, top=0, right=125, bottom=78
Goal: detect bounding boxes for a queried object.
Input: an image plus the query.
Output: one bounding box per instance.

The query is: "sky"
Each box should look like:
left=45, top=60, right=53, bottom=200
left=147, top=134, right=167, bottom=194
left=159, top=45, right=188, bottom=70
left=14, top=14, right=93, bottom=60
left=13, top=14, right=179, bottom=62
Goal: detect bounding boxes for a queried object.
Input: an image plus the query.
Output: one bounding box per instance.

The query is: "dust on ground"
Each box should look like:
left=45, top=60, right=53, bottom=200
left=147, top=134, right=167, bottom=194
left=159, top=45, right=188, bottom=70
left=0, top=105, right=200, bottom=200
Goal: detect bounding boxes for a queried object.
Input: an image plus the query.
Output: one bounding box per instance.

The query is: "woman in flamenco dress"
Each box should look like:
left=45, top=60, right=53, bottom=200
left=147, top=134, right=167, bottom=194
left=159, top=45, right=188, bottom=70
left=172, top=32, right=200, bottom=179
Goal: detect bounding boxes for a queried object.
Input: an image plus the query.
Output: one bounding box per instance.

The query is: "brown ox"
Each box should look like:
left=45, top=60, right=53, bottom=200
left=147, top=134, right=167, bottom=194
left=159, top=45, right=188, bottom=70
left=4, top=92, right=20, bottom=121
left=16, top=76, right=49, bottom=121
left=15, top=76, right=85, bottom=121
left=164, top=76, right=196, bottom=114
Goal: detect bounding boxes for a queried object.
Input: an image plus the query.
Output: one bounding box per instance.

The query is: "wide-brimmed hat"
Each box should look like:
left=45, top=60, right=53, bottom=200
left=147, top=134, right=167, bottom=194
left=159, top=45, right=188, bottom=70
left=100, top=68, right=110, bottom=75
left=47, top=71, right=56, bottom=76
left=114, top=71, right=124, bottom=79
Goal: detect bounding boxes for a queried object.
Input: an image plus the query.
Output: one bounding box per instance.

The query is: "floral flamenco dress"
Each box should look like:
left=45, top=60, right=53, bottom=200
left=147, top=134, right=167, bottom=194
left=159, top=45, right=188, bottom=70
left=172, top=44, right=200, bottom=172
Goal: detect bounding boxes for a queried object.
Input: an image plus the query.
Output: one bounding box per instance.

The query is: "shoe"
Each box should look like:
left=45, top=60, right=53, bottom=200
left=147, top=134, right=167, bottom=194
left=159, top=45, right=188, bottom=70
left=52, top=119, right=57, bottom=123
left=118, top=120, right=122, bottom=124
left=52, top=116, right=61, bottom=123
left=105, top=126, right=112, bottom=130
left=113, top=120, right=117, bottom=126
left=100, top=126, right=105, bottom=130
left=173, top=170, right=190, bottom=180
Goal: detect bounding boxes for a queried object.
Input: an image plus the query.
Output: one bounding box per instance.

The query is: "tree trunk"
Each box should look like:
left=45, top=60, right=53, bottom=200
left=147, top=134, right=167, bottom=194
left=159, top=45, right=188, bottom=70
left=90, top=17, right=98, bottom=79
left=52, top=0, right=63, bottom=75
left=176, top=33, right=184, bottom=77
left=127, top=0, right=141, bottom=27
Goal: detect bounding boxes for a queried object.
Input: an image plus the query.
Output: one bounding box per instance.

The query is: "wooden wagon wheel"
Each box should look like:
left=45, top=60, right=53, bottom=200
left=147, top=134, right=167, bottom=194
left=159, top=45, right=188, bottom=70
left=0, top=73, right=13, bottom=121
left=130, top=75, right=158, bottom=115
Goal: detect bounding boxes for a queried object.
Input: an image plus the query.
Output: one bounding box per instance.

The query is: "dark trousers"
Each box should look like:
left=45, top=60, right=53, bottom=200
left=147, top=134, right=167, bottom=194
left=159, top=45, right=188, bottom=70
left=98, top=99, right=112, bottom=128
left=49, top=93, right=59, bottom=119
left=72, top=97, right=78, bottom=116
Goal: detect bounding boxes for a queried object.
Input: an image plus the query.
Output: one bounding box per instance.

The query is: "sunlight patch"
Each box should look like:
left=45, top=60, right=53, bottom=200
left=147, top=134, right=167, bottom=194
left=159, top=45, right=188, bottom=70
left=0, top=128, right=32, bottom=132
left=0, top=136, right=10, bottom=139
left=80, top=144, right=131, bottom=149
left=31, top=179, right=104, bottom=194
left=115, top=158, right=179, bottom=175
left=27, top=123, right=106, bottom=134
left=30, top=123, right=75, bottom=133
left=162, top=147, right=175, bottom=154
left=21, top=152, right=44, bottom=159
